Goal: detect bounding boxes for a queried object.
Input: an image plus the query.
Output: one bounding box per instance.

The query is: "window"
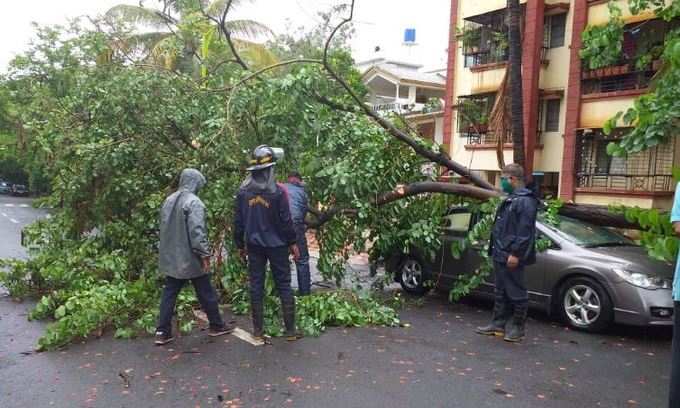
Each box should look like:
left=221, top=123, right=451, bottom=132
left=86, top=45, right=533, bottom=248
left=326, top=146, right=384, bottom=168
left=443, top=212, right=472, bottom=233
left=398, top=85, right=409, bottom=99
left=545, top=13, right=567, bottom=48
left=544, top=99, right=561, bottom=132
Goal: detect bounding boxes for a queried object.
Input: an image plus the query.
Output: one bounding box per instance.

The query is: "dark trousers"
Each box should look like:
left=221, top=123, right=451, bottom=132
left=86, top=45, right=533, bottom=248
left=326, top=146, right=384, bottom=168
left=293, top=223, right=311, bottom=295
left=494, top=261, right=529, bottom=306
left=670, top=302, right=680, bottom=408
left=247, top=245, right=294, bottom=305
left=157, top=274, right=224, bottom=336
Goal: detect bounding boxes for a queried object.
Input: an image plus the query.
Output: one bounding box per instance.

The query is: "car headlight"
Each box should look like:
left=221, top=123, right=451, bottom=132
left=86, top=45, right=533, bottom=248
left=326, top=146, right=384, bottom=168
left=613, top=268, right=672, bottom=290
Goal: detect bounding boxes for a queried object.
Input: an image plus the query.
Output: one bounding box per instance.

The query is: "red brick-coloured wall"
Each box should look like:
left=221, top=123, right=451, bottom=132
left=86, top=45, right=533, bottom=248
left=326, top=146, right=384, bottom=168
left=522, top=0, right=545, bottom=177
left=560, top=0, right=589, bottom=201
left=443, top=0, right=459, bottom=148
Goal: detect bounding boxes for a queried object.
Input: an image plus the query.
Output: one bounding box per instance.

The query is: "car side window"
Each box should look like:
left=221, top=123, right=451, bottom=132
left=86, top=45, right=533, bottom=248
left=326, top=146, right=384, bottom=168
left=536, top=231, right=559, bottom=250
left=443, top=212, right=472, bottom=235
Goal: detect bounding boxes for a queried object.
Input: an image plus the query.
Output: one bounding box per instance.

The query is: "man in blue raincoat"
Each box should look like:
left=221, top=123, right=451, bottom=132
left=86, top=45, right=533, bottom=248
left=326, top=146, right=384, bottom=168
left=476, top=163, right=538, bottom=343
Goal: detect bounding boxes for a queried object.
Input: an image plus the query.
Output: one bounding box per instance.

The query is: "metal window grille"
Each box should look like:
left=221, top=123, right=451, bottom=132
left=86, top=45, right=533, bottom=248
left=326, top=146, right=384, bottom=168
left=575, top=130, right=674, bottom=192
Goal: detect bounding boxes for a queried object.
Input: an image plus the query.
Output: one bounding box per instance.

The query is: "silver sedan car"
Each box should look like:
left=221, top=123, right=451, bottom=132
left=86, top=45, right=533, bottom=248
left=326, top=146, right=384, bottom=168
left=385, top=207, right=675, bottom=332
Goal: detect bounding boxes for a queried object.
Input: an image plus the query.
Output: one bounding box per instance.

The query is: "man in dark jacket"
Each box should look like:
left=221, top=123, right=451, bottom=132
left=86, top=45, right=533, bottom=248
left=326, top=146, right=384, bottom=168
left=234, top=145, right=301, bottom=341
left=155, top=168, right=232, bottom=345
left=284, top=171, right=311, bottom=296
left=476, top=163, right=538, bottom=342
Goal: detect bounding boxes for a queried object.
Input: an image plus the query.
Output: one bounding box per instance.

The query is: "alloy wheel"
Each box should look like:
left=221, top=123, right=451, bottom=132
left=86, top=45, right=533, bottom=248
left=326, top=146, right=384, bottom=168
left=400, top=259, right=423, bottom=290
left=563, top=284, right=602, bottom=327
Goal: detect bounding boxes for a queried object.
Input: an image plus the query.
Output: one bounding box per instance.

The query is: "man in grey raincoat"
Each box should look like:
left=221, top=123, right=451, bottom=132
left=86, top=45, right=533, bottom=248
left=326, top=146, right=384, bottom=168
left=155, top=168, right=232, bottom=345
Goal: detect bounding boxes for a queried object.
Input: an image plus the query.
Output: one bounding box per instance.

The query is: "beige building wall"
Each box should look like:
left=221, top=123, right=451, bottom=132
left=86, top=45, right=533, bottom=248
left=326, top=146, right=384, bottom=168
left=588, top=0, right=657, bottom=26
left=450, top=0, right=573, bottom=177
left=580, top=98, right=636, bottom=128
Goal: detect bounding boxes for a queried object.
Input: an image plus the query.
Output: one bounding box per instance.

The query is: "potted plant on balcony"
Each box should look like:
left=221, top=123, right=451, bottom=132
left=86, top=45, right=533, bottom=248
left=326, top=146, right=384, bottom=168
left=458, top=26, right=482, bottom=54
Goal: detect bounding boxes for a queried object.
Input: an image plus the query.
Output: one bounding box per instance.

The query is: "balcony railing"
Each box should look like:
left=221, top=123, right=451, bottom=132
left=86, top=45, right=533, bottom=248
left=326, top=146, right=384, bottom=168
left=581, top=62, right=660, bottom=95
left=576, top=173, right=674, bottom=192
left=463, top=128, right=512, bottom=145
left=372, top=102, right=426, bottom=115
left=464, top=49, right=509, bottom=67
left=575, top=130, right=674, bottom=192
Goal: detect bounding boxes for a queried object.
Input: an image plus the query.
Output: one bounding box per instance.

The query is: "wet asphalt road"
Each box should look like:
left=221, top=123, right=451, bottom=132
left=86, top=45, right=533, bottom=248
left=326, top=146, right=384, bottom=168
left=0, top=195, right=674, bottom=408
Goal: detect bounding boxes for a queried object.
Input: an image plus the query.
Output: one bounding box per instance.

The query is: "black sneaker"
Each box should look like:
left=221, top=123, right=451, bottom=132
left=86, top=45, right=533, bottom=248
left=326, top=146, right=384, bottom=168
left=154, top=331, right=174, bottom=346
left=208, top=324, right=234, bottom=337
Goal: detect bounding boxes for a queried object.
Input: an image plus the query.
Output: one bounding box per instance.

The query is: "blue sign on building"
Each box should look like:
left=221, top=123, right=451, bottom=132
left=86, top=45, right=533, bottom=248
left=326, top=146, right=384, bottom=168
left=404, top=28, right=416, bottom=43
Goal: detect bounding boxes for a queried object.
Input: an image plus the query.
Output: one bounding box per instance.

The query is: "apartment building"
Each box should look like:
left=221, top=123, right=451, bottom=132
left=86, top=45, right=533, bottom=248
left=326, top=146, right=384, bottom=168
left=443, top=0, right=678, bottom=208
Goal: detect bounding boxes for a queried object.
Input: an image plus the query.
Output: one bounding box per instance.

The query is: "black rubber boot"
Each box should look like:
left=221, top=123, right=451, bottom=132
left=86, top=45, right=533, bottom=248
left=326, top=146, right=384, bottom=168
left=504, top=303, right=528, bottom=343
left=281, top=299, right=302, bottom=341
left=476, top=293, right=510, bottom=336
left=251, top=300, right=264, bottom=339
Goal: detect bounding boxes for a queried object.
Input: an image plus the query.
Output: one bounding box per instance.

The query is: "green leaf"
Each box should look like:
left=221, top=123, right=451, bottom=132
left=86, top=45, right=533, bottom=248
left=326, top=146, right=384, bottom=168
left=54, top=305, right=66, bottom=319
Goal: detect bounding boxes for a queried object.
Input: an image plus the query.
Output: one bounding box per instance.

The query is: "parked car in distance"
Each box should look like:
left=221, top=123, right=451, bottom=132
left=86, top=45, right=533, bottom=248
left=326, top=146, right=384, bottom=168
left=0, top=181, right=11, bottom=194
left=382, top=207, right=675, bottom=332
left=11, top=184, right=29, bottom=196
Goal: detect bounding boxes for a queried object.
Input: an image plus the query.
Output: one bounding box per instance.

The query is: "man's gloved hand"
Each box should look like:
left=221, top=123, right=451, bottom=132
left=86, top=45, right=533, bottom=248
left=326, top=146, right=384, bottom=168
left=290, top=244, right=300, bottom=262
left=238, top=248, right=248, bottom=263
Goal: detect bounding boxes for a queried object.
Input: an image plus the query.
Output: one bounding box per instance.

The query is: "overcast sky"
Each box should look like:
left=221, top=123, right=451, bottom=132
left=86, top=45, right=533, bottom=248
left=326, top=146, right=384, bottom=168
left=0, top=0, right=451, bottom=73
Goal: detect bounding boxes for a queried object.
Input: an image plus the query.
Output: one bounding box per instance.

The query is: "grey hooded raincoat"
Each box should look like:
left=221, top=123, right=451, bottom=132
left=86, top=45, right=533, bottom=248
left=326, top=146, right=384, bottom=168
left=159, top=169, right=211, bottom=279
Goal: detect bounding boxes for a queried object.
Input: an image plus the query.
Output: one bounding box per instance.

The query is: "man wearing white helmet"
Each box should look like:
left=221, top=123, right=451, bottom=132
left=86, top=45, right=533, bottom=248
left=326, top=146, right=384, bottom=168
left=234, top=145, right=301, bottom=341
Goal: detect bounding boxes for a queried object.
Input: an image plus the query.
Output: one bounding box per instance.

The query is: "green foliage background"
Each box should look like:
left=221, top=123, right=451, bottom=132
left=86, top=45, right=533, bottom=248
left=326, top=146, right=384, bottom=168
left=0, top=10, right=444, bottom=350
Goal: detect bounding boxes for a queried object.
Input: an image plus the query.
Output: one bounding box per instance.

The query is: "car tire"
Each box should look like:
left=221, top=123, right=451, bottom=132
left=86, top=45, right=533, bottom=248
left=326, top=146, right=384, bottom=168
left=396, top=256, right=430, bottom=296
left=558, top=277, right=613, bottom=332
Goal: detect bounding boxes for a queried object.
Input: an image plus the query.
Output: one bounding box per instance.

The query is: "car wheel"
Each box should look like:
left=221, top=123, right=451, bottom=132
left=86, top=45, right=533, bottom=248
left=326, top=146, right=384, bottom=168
left=558, top=277, right=613, bottom=332
left=397, top=257, right=429, bottom=296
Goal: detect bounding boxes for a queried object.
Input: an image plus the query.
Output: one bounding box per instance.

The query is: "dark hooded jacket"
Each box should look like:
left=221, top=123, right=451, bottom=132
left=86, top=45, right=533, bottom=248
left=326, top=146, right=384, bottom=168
left=488, top=187, right=539, bottom=266
left=159, top=169, right=210, bottom=279
left=234, top=179, right=296, bottom=249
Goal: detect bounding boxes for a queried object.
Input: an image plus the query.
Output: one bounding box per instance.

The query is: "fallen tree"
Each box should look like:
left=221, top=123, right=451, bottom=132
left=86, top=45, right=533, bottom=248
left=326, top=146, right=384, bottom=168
left=0, top=0, right=669, bottom=352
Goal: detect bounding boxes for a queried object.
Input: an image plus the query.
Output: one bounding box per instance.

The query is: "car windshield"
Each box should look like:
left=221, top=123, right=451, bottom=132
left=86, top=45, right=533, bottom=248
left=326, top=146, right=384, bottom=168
left=539, top=215, right=635, bottom=248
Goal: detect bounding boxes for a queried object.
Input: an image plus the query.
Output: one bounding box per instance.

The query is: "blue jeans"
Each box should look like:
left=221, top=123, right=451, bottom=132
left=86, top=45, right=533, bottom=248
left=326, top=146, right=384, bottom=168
left=294, top=223, right=311, bottom=295
left=670, top=302, right=680, bottom=408
left=157, top=274, right=224, bottom=336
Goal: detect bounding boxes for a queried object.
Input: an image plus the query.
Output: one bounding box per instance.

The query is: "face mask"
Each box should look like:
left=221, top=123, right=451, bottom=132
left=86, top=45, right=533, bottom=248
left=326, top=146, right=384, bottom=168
left=501, top=177, right=514, bottom=194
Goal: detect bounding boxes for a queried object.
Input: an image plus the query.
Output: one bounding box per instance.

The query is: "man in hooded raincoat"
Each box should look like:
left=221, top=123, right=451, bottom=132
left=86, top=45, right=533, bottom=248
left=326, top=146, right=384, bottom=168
left=155, top=168, right=232, bottom=345
left=233, top=145, right=301, bottom=341
left=476, top=163, right=538, bottom=343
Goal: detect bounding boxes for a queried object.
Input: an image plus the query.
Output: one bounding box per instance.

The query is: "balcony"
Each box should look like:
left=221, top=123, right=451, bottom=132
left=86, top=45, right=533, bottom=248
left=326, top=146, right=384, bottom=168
left=575, top=129, right=674, bottom=193
left=460, top=10, right=509, bottom=69
left=581, top=18, right=671, bottom=97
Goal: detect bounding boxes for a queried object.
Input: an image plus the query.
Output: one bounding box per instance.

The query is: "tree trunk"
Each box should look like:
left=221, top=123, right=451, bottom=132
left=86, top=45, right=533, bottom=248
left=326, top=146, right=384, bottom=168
left=507, top=0, right=525, bottom=169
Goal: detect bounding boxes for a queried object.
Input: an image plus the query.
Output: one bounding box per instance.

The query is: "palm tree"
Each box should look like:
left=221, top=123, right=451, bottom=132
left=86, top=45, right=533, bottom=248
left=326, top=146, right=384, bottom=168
left=105, top=0, right=275, bottom=74
left=506, top=0, right=525, bottom=170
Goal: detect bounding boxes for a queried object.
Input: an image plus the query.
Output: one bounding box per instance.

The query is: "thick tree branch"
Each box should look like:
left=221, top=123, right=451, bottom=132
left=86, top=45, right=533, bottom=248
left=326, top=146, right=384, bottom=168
left=307, top=183, right=642, bottom=231
left=307, top=181, right=500, bottom=228
left=220, top=0, right=249, bottom=71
